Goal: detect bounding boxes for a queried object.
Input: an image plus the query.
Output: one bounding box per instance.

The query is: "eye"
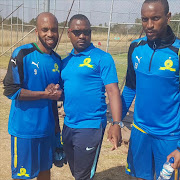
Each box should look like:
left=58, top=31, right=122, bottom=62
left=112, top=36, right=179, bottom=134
left=51, top=28, right=58, bottom=33
left=142, top=17, right=148, bottom=22
left=42, top=28, right=48, bottom=32
left=152, top=16, right=160, bottom=21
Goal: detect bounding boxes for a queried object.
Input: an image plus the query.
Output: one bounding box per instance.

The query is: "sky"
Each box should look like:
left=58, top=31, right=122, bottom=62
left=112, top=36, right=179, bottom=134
left=0, top=0, right=180, bottom=26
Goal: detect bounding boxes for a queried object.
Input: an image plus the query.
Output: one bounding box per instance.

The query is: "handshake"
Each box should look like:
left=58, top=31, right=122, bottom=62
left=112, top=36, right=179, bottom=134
left=45, top=83, right=63, bottom=101
left=54, top=132, right=67, bottom=167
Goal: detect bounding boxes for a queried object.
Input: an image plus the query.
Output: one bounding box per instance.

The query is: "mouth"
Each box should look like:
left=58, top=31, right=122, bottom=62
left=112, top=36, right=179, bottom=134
left=77, top=40, right=86, bottom=45
left=146, top=31, right=156, bottom=38
left=78, top=40, right=86, bottom=43
left=46, top=39, right=56, bottom=45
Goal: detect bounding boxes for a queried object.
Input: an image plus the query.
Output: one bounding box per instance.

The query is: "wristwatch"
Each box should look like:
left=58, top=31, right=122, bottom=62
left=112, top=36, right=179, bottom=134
left=111, top=121, right=124, bottom=128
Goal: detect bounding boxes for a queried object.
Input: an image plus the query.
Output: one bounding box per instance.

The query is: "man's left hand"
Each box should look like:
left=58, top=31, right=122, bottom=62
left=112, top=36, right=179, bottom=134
left=107, top=124, right=122, bottom=151
left=167, top=149, right=180, bottom=169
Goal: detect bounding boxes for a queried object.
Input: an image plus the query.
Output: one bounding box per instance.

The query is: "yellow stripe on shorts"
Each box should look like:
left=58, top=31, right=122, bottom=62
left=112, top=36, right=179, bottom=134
left=133, top=123, right=147, bottom=134
left=174, top=169, right=178, bottom=180
left=14, top=137, right=17, bottom=168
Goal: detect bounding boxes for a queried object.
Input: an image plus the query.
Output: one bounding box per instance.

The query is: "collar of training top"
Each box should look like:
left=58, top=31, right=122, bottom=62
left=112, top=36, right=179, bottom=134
left=147, top=25, right=176, bottom=50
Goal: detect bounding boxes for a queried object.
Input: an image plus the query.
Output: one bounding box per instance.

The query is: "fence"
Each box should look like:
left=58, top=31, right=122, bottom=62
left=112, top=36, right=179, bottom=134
left=0, top=0, right=180, bottom=57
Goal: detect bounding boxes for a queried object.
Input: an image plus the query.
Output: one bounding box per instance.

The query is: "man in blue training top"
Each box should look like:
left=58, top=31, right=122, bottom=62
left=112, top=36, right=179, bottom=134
left=59, top=14, right=122, bottom=180
left=109, top=0, right=180, bottom=179
left=3, top=12, right=62, bottom=180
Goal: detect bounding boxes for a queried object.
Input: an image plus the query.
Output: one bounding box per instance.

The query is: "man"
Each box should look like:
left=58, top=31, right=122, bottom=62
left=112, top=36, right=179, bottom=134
left=3, top=12, right=62, bottom=180
left=61, top=14, right=122, bottom=180
left=112, top=0, right=180, bottom=179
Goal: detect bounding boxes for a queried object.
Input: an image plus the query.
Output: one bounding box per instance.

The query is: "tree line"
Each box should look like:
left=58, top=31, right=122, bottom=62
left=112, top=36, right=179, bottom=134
left=0, top=13, right=179, bottom=37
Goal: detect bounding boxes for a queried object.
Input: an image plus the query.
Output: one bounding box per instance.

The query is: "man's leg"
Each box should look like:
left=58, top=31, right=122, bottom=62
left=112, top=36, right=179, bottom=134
left=126, top=126, right=155, bottom=180
left=62, top=125, right=104, bottom=180
left=73, top=128, right=104, bottom=180
left=11, top=135, right=53, bottom=180
left=11, top=136, right=38, bottom=179
left=37, top=170, right=50, bottom=180
left=62, top=124, right=75, bottom=175
left=153, top=138, right=180, bottom=180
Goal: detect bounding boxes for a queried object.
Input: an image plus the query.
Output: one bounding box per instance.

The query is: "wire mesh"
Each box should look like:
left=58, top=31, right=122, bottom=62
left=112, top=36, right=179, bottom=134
left=0, top=0, right=179, bottom=57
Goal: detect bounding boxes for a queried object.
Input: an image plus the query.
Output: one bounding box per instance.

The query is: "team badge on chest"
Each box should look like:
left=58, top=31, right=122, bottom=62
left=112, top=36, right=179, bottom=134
left=79, top=57, right=93, bottom=68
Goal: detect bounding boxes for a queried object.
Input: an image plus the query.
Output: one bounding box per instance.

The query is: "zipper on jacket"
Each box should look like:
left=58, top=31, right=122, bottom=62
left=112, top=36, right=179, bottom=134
left=149, top=42, right=156, bottom=71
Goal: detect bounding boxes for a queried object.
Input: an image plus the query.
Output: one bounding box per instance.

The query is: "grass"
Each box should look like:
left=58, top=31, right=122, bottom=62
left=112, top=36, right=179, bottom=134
left=0, top=55, right=10, bottom=69
left=0, top=79, right=11, bottom=180
left=113, top=53, right=127, bottom=87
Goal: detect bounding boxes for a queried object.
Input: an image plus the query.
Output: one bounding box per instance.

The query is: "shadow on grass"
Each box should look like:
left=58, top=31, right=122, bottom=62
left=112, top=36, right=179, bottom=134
left=94, top=166, right=136, bottom=180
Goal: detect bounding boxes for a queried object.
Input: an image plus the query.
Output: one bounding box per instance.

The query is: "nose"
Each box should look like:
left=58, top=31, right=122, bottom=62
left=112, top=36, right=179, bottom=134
left=47, top=30, right=53, bottom=37
left=79, top=33, right=86, bottom=39
left=147, top=19, right=154, bottom=29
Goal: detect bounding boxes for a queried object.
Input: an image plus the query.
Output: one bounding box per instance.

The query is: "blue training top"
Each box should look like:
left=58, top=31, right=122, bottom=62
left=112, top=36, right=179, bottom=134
left=61, top=43, right=118, bottom=129
left=3, top=43, right=61, bottom=138
left=122, top=26, right=180, bottom=144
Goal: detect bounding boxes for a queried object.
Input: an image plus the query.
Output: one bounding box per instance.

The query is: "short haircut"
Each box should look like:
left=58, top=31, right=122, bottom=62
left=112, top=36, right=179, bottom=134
left=68, top=14, right=91, bottom=27
left=36, top=12, right=58, bottom=27
left=143, top=0, right=169, bottom=14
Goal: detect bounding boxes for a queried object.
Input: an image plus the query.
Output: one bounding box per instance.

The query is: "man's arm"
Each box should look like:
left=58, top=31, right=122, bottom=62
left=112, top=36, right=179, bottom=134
left=121, top=86, right=136, bottom=119
left=18, top=84, right=62, bottom=101
left=121, top=41, right=137, bottom=119
left=106, top=83, right=122, bottom=151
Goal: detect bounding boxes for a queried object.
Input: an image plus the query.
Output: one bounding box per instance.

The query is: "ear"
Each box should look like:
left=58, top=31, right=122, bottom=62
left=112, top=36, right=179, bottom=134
left=35, top=28, right=38, bottom=36
left=67, top=29, right=71, bottom=38
left=166, top=12, right=171, bottom=24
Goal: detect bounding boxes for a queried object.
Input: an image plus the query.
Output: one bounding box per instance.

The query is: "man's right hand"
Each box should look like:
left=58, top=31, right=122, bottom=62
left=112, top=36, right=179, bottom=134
left=45, top=83, right=62, bottom=100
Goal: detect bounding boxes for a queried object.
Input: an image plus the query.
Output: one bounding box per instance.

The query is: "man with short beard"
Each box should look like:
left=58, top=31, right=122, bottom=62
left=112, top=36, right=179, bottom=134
left=3, top=12, right=62, bottom=180
left=111, top=0, right=180, bottom=179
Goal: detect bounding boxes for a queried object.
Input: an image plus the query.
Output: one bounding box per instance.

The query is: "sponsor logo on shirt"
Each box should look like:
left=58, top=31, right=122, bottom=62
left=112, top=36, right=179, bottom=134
left=79, top=58, right=93, bottom=68
left=136, top=56, right=142, bottom=63
left=32, top=61, right=39, bottom=68
left=17, top=167, right=30, bottom=177
left=32, top=61, right=39, bottom=75
left=52, top=63, right=60, bottom=73
left=159, top=58, right=176, bottom=72
left=134, top=56, right=142, bottom=69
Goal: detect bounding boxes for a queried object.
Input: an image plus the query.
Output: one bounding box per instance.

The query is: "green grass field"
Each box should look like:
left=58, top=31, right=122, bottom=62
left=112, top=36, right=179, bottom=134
left=112, top=53, right=127, bottom=88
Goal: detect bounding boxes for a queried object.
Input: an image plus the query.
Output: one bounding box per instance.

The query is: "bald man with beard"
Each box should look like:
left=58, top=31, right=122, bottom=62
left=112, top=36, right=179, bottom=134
left=3, top=12, right=62, bottom=180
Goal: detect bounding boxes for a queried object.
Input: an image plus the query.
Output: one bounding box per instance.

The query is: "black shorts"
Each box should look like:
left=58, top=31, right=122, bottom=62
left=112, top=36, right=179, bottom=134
left=62, top=124, right=105, bottom=180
